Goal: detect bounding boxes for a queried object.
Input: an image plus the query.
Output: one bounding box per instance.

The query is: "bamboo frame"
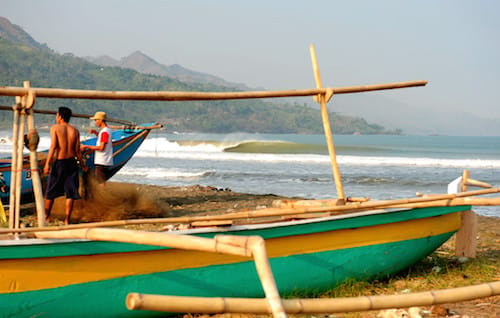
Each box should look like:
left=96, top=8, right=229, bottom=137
left=34, top=228, right=286, bottom=318
left=0, top=81, right=427, bottom=101
left=3, top=187, right=500, bottom=235
left=126, top=281, right=500, bottom=315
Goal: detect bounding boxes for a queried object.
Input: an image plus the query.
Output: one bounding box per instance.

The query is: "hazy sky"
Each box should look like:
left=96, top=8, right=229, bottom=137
left=2, top=0, right=500, bottom=126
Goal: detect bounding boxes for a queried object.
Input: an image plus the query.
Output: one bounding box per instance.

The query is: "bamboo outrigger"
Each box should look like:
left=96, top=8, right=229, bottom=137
left=0, top=45, right=497, bottom=318
left=126, top=281, right=500, bottom=315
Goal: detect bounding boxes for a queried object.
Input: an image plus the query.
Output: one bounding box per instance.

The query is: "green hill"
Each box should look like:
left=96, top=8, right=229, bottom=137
left=0, top=37, right=399, bottom=134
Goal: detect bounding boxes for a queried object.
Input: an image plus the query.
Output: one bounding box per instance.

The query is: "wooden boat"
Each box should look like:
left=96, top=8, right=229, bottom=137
left=0, top=46, right=497, bottom=317
left=0, top=124, right=157, bottom=204
left=0, top=203, right=472, bottom=317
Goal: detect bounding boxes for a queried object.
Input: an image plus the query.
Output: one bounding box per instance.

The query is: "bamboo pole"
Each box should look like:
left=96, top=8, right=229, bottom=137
left=464, top=178, right=492, bottom=189
left=34, top=228, right=286, bottom=318
left=461, top=170, right=470, bottom=192
left=367, top=197, right=500, bottom=209
left=35, top=228, right=249, bottom=255
left=4, top=188, right=500, bottom=235
left=272, top=195, right=500, bottom=210
left=108, top=124, right=163, bottom=130
left=126, top=281, right=500, bottom=314
left=14, top=97, right=26, bottom=231
left=0, top=81, right=427, bottom=101
left=309, top=44, right=344, bottom=200
left=8, top=101, right=20, bottom=230
left=0, top=105, right=135, bottom=125
left=23, top=81, right=45, bottom=227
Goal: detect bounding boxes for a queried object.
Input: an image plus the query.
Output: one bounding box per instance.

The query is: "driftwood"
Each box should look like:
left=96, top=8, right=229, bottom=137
left=126, top=281, right=500, bottom=314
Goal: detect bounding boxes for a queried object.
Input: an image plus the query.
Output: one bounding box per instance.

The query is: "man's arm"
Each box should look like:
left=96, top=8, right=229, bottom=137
left=74, top=130, right=88, bottom=172
left=82, top=131, right=108, bottom=152
left=44, top=126, right=58, bottom=175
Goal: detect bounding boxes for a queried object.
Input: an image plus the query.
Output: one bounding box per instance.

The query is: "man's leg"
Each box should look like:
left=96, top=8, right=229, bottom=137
left=44, top=199, right=54, bottom=222
left=65, top=198, right=74, bottom=225
left=95, top=166, right=107, bottom=185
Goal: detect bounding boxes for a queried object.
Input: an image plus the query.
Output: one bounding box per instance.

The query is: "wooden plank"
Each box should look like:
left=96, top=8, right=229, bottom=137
left=455, top=210, right=478, bottom=258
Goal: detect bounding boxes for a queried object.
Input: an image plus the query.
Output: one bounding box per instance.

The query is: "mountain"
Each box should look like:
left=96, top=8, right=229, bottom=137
left=85, top=55, right=120, bottom=67
left=0, top=17, right=48, bottom=50
left=85, top=51, right=249, bottom=90
left=0, top=16, right=396, bottom=135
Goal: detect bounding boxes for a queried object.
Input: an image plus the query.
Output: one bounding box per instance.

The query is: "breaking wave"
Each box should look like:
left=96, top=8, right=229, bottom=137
left=0, top=135, right=499, bottom=169
left=133, top=138, right=500, bottom=169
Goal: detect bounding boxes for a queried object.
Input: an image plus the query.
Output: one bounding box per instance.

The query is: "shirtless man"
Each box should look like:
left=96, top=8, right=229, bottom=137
left=44, top=107, right=86, bottom=224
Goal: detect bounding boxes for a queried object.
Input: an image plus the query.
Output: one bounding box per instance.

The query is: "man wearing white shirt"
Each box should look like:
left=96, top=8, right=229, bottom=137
left=81, top=111, right=113, bottom=184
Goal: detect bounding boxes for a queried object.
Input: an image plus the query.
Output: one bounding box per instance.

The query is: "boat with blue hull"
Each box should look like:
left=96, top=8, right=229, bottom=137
left=0, top=124, right=156, bottom=204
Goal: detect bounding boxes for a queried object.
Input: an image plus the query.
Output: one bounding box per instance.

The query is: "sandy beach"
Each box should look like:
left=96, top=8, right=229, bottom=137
left=23, top=181, right=499, bottom=317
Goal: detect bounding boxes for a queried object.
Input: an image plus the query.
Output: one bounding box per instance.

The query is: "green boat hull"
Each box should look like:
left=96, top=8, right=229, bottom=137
left=0, top=205, right=467, bottom=317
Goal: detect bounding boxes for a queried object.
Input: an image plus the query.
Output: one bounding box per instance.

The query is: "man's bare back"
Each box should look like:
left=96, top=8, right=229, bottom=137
left=44, top=112, right=83, bottom=176
left=51, top=123, right=80, bottom=160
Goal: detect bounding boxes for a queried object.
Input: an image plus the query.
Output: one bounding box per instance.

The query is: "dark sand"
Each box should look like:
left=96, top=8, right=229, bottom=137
left=42, top=179, right=295, bottom=224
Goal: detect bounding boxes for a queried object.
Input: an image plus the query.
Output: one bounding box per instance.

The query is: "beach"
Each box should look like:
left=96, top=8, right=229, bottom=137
left=32, top=181, right=499, bottom=318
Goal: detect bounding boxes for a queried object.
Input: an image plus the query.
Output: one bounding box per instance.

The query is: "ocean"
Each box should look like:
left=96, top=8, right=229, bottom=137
left=1, top=132, right=499, bottom=217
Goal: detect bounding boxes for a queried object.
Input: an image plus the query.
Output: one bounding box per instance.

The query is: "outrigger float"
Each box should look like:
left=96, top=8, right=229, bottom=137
left=0, top=45, right=498, bottom=317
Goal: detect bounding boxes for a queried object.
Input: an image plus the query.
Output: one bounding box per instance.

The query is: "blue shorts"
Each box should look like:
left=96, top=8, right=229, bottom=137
left=45, top=158, right=81, bottom=200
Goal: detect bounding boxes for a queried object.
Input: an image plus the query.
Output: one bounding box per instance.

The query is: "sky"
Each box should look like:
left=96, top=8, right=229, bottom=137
left=2, top=0, right=500, bottom=134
